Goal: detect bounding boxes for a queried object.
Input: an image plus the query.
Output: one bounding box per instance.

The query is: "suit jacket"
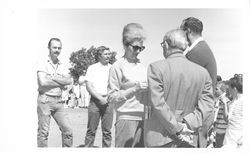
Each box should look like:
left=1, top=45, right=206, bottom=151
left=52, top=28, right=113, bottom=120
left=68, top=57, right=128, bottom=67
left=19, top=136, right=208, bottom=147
left=144, top=52, right=214, bottom=147
left=186, top=40, right=217, bottom=93
left=186, top=40, right=217, bottom=147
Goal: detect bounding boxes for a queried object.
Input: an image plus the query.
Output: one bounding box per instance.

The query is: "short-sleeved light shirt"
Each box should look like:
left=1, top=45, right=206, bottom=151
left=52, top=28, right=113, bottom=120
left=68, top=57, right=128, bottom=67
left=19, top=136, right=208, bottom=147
left=85, top=62, right=111, bottom=96
left=37, top=56, right=70, bottom=96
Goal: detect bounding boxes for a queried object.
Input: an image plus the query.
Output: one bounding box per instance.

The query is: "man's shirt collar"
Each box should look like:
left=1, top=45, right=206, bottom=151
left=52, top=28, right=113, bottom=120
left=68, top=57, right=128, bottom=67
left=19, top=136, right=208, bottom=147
left=183, top=37, right=204, bottom=56
left=47, top=55, right=61, bottom=65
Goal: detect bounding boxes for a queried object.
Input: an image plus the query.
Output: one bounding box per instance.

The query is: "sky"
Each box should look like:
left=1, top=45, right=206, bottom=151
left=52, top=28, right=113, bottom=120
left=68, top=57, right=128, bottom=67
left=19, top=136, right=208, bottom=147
left=0, top=0, right=250, bottom=153
left=38, top=8, right=245, bottom=80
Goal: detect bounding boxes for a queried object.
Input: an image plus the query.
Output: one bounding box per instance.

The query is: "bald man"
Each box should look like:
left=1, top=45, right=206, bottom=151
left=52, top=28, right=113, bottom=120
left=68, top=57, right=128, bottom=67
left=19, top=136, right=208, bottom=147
left=144, top=29, right=214, bottom=148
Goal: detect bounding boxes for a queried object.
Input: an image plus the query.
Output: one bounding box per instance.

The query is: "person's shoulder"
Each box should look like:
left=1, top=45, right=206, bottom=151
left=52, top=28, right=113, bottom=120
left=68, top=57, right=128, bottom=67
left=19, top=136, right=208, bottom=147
left=198, top=40, right=209, bottom=46
left=111, top=58, right=125, bottom=68
left=88, top=62, right=99, bottom=69
left=186, top=58, right=208, bottom=73
left=149, top=59, right=166, bottom=68
left=59, top=60, right=70, bottom=68
left=196, top=41, right=212, bottom=52
left=193, top=62, right=211, bottom=78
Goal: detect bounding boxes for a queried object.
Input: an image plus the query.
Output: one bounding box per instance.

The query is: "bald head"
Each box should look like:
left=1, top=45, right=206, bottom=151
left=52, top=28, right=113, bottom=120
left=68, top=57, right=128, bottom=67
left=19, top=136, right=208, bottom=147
left=163, top=29, right=188, bottom=51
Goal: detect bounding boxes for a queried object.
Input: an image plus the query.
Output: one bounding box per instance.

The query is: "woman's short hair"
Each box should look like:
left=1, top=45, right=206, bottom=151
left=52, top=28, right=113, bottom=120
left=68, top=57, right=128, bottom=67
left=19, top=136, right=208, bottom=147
left=229, top=74, right=243, bottom=94
left=222, top=74, right=242, bottom=101
left=95, top=46, right=109, bottom=61
left=122, top=23, right=146, bottom=47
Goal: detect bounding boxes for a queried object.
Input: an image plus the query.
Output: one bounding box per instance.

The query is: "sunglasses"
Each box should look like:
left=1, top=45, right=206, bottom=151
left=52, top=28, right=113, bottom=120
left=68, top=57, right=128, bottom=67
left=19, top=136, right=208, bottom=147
left=129, top=44, right=145, bottom=52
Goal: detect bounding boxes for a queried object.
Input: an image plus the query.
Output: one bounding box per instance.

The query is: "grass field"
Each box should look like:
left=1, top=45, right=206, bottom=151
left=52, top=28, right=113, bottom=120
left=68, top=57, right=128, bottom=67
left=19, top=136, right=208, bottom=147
left=48, top=107, right=115, bottom=147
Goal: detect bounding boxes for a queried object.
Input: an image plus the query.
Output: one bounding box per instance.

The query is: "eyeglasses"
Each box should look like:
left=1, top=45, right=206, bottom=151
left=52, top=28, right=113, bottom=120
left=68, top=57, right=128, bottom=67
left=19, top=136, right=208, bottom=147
left=160, top=41, right=166, bottom=47
left=129, top=44, right=145, bottom=52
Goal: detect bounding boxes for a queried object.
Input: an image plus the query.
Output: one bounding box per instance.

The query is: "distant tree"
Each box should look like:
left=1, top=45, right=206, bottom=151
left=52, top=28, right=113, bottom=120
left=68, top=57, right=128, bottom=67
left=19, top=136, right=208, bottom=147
left=69, top=46, right=117, bottom=82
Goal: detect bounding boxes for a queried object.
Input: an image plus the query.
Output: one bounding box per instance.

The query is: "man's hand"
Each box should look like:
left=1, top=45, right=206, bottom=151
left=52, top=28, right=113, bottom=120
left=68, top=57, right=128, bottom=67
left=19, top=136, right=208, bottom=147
left=50, top=73, right=72, bottom=86
left=177, top=134, right=194, bottom=144
left=237, top=136, right=243, bottom=147
left=135, top=81, right=148, bottom=92
left=51, top=73, right=64, bottom=80
left=98, top=96, right=108, bottom=106
left=177, top=123, right=194, bottom=144
left=179, top=122, right=194, bottom=135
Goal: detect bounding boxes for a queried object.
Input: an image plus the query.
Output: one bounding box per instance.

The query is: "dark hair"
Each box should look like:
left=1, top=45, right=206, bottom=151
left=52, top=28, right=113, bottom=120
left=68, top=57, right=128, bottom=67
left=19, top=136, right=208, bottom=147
left=48, top=38, right=61, bottom=48
left=95, top=46, right=109, bottom=61
left=181, top=17, right=203, bottom=35
left=229, top=74, right=243, bottom=94
left=217, top=75, right=222, bottom=82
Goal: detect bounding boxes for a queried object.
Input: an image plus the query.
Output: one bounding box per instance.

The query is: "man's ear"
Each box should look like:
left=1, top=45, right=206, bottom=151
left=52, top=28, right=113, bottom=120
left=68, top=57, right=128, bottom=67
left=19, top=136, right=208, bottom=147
left=187, top=28, right=192, bottom=35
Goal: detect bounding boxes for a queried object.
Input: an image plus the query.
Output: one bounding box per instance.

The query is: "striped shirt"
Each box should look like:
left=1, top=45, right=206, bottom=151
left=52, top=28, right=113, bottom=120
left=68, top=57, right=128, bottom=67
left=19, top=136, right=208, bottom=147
left=214, top=100, right=228, bottom=134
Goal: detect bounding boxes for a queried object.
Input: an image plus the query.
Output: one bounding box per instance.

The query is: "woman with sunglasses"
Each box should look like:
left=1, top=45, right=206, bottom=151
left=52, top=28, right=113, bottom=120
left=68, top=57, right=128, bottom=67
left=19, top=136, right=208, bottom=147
left=108, top=23, right=148, bottom=147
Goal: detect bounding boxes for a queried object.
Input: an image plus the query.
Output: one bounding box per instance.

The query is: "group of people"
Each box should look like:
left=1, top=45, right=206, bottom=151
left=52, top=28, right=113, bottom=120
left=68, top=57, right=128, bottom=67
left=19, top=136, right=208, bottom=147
left=36, top=17, right=243, bottom=148
left=62, top=81, right=90, bottom=109
left=208, top=74, right=243, bottom=148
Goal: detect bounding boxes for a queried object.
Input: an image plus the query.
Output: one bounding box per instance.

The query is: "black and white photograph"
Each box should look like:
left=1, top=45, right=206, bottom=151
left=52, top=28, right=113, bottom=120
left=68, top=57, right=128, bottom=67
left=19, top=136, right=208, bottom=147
left=0, top=0, right=249, bottom=152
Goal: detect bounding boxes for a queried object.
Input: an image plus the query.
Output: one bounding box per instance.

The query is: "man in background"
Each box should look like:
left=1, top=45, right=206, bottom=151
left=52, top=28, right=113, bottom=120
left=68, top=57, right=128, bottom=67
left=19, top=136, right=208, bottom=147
left=82, top=46, right=113, bottom=147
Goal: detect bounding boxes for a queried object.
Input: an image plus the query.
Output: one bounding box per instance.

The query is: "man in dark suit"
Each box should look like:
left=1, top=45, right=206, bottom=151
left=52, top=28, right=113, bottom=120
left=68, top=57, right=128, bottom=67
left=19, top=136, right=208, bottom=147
left=180, top=17, right=217, bottom=147
left=144, top=29, right=214, bottom=147
left=180, top=17, right=217, bottom=92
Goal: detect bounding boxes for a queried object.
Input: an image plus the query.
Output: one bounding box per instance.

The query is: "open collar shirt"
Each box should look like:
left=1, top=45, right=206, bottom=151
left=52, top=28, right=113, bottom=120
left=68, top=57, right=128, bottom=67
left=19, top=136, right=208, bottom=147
left=37, top=56, right=70, bottom=96
left=183, top=37, right=204, bottom=56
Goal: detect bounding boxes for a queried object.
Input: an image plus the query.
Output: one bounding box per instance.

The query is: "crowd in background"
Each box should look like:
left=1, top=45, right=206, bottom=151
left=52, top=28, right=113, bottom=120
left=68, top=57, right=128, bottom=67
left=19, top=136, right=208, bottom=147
left=62, top=77, right=90, bottom=109
left=208, top=74, right=243, bottom=148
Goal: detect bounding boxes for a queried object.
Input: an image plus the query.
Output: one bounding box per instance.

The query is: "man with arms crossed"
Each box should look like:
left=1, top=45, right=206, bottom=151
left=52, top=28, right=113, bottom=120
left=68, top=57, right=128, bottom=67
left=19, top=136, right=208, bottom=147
left=37, top=38, right=73, bottom=147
